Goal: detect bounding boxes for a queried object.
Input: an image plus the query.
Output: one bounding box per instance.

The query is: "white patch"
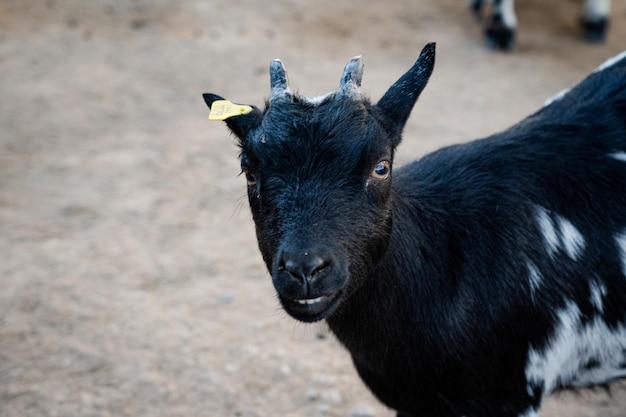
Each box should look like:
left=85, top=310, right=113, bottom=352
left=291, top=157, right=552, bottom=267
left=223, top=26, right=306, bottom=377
left=557, top=216, right=585, bottom=261
left=543, top=88, right=570, bottom=107
left=535, top=207, right=586, bottom=261
left=583, top=0, right=611, bottom=20
left=615, top=230, right=626, bottom=277
left=536, top=207, right=559, bottom=256
left=594, top=50, right=626, bottom=73
left=525, top=301, right=626, bottom=396
left=527, top=262, right=543, bottom=299
left=609, top=151, right=626, bottom=163
left=498, top=0, right=517, bottom=28
left=589, top=281, right=607, bottom=313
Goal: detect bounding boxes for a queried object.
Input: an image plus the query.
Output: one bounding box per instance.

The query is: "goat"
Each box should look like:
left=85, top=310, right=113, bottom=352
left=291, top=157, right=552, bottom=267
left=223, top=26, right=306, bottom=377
left=202, top=43, right=626, bottom=416
left=470, top=0, right=611, bottom=50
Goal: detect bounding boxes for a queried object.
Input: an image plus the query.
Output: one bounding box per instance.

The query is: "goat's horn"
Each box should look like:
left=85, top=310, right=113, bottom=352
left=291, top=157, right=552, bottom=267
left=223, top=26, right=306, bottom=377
left=339, top=55, right=364, bottom=94
left=270, top=59, right=291, bottom=102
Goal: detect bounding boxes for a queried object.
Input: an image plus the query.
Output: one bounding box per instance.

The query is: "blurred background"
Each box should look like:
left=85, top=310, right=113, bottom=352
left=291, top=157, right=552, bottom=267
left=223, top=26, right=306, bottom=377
left=1, top=1, right=625, bottom=416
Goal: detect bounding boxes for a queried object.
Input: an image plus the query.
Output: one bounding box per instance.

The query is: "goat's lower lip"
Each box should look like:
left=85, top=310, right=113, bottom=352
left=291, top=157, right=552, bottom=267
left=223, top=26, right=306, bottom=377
left=281, top=291, right=342, bottom=322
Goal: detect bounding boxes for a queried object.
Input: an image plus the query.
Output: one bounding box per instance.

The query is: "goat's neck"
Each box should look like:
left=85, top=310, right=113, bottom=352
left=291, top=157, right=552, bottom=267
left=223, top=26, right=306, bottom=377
left=326, top=189, right=450, bottom=366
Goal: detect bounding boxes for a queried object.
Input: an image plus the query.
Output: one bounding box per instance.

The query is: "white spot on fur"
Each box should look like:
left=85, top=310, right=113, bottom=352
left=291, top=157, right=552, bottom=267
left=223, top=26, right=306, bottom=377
left=589, top=281, right=607, bottom=313
left=609, top=151, right=626, bottom=163
left=594, top=50, right=626, bottom=73
left=527, top=262, right=543, bottom=299
left=537, top=207, right=559, bottom=256
left=543, top=88, right=570, bottom=107
left=536, top=207, right=585, bottom=260
left=615, top=230, right=626, bottom=277
left=558, top=216, right=585, bottom=260
left=525, top=384, right=534, bottom=397
left=525, top=301, right=626, bottom=395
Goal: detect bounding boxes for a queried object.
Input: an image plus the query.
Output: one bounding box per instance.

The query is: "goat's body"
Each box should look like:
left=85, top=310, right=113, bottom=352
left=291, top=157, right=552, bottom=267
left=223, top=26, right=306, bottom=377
left=329, top=57, right=626, bottom=416
left=205, top=44, right=626, bottom=417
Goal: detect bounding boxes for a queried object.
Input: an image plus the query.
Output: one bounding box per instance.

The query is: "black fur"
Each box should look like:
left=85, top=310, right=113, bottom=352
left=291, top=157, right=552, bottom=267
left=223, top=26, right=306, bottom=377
left=203, top=44, right=626, bottom=416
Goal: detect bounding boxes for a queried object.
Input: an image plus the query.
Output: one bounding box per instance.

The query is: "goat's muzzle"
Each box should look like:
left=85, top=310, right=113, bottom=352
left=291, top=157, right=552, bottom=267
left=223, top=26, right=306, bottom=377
left=272, top=244, right=349, bottom=322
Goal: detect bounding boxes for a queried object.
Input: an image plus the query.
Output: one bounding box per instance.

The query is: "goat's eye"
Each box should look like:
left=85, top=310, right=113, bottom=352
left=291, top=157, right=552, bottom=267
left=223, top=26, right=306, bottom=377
left=371, top=161, right=390, bottom=180
left=244, top=171, right=258, bottom=187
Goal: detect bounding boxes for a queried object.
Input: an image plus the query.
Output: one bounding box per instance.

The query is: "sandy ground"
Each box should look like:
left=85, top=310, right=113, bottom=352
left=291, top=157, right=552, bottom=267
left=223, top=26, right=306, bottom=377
left=1, top=1, right=626, bottom=416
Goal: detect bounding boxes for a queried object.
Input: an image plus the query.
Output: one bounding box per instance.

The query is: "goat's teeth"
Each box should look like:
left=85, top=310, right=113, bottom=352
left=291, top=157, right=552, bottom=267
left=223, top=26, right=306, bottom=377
left=296, top=296, right=325, bottom=305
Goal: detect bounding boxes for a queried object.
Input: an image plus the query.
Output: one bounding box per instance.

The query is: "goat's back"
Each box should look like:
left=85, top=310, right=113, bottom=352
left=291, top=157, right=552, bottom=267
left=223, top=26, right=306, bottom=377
left=389, top=51, right=626, bottom=405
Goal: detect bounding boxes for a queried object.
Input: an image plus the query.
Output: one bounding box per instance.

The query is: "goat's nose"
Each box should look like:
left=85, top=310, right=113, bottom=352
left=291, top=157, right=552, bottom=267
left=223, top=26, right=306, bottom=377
left=280, top=252, right=329, bottom=282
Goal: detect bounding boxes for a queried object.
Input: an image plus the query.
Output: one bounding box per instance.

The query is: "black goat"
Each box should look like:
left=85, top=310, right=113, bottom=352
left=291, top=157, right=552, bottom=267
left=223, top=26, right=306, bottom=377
left=203, top=44, right=626, bottom=416
left=471, top=0, right=611, bottom=50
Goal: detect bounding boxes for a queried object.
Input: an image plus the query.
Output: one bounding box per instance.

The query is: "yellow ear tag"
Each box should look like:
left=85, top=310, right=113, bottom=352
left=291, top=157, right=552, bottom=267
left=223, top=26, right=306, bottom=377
left=209, top=100, right=253, bottom=121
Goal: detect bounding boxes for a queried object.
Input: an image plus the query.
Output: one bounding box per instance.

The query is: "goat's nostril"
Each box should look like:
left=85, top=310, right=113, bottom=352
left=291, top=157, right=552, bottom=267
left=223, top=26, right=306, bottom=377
left=281, top=254, right=329, bottom=281
left=308, top=257, right=328, bottom=277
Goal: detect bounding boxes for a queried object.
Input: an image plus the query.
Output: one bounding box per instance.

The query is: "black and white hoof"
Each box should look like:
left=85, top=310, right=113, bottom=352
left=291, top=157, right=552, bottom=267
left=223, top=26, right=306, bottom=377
left=486, top=15, right=516, bottom=51
left=581, top=16, right=608, bottom=43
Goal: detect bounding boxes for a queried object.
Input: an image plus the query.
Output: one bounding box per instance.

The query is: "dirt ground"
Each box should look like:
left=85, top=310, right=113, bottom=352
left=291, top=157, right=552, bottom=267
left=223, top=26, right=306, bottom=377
left=1, top=1, right=626, bottom=416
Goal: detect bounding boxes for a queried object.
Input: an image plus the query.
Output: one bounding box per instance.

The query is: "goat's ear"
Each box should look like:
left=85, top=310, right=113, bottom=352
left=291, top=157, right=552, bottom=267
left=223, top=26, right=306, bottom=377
left=376, top=42, right=436, bottom=131
left=202, top=93, right=263, bottom=141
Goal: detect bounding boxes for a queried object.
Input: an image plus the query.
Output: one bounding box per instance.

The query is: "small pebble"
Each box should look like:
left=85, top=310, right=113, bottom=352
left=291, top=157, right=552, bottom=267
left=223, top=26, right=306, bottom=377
left=279, top=363, right=290, bottom=375
left=350, top=405, right=375, bottom=417
left=305, top=388, right=319, bottom=401
left=205, top=371, right=221, bottom=385
left=320, top=389, right=341, bottom=404
left=220, top=293, right=235, bottom=304
left=224, top=363, right=239, bottom=373
left=314, top=404, right=331, bottom=416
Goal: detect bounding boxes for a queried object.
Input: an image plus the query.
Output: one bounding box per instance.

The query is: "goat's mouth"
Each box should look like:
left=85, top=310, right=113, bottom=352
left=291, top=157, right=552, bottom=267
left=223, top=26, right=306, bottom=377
left=279, top=290, right=343, bottom=323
